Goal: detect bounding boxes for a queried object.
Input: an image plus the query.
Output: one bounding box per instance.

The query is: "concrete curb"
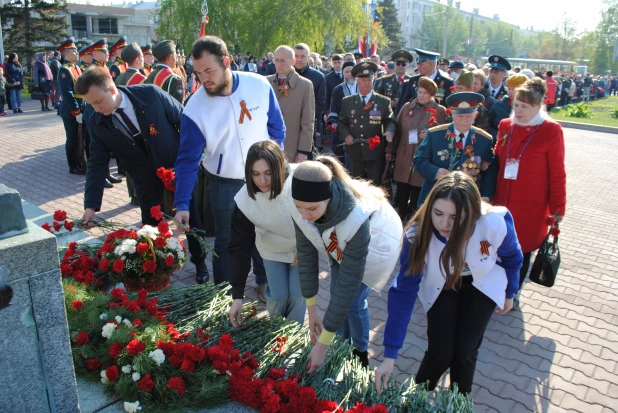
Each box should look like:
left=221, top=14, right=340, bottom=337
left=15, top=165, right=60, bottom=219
left=556, top=120, right=618, bottom=134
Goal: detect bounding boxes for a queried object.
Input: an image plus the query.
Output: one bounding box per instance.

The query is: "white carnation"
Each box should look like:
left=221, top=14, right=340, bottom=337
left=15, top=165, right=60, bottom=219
left=121, top=365, right=132, bottom=374
left=123, top=401, right=142, bottom=413
left=122, top=319, right=133, bottom=328
left=144, top=327, right=154, bottom=334
left=148, top=349, right=165, bottom=366
left=115, top=315, right=122, bottom=324
left=102, top=323, right=116, bottom=339
left=100, top=370, right=109, bottom=384
left=165, top=237, right=181, bottom=251
left=115, top=239, right=137, bottom=256
left=99, top=313, right=108, bottom=320
left=137, top=225, right=159, bottom=240
left=178, top=250, right=185, bottom=260
left=132, top=372, right=141, bottom=382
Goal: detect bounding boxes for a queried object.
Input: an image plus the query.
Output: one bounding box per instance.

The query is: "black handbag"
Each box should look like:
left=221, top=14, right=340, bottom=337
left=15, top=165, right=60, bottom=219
left=31, top=86, right=45, bottom=100
left=529, top=227, right=560, bottom=287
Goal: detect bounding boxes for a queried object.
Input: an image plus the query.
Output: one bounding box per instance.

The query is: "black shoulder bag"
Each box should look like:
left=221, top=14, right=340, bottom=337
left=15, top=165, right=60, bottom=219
left=529, top=226, right=560, bottom=287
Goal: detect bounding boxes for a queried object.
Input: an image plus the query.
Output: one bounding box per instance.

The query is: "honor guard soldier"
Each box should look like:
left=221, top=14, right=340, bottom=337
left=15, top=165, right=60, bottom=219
left=109, top=36, right=128, bottom=82
left=454, top=70, right=489, bottom=132
left=115, top=43, right=147, bottom=86
left=78, top=44, right=93, bottom=72
left=483, top=55, right=511, bottom=110
left=141, top=44, right=154, bottom=76
left=338, top=61, right=398, bottom=186
left=374, top=49, right=413, bottom=111
left=397, top=48, right=453, bottom=116
left=413, top=92, right=496, bottom=206
left=58, top=37, right=88, bottom=175
left=145, top=40, right=185, bottom=104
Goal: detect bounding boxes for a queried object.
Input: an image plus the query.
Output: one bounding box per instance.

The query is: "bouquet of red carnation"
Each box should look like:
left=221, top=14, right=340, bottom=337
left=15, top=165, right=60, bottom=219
left=156, top=167, right=176, bottom=192
left=368, top=135, right=381, bottom=151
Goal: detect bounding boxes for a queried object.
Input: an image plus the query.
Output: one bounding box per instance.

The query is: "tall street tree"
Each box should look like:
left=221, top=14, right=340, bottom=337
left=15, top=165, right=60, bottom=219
left=1, top=0, right=68, bottom=69
left=375, top=0, right=403, bottom=56
left=592, top=0, right=618, bottom=74
left=420, top=2, right=467, bottom=58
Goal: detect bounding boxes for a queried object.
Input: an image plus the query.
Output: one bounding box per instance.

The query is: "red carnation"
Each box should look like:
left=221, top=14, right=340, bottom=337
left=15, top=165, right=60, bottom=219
left=450, top=85, right=455, bottom=91
left=85, top=358, right=102, bottom=371
left=371, top=404, right=389, bottom=413
left=428, top=116, right=437, bottom=125
left=327, top=124, right=337, bottom=132
left=132, top=318, right=143, bottom=327
left=126, top=340, right=146, bottom=356
left=142, top=259, right=157, bottom=273
left=138, top=374, right=155, bottom=392
left=545, top=216, right=557, bottom=226
left=154, top=237, right=167, bottom=248
left=100, top=243, right=115, bottom=254
left=99, top=258, right=110, bottom=271
left=268, top=367, right=286, bottom=380
left=445, top=108, right=453, bottom=115
left=181, top=359, right=195, bottom=373
left=136, top=242, right=149, bottom=255
left=109, top=342, right=124, bottom=359
left=550, top=226, right=561, bottom=237
left=455, top=141, right=463, bottom=150
left=165, top=255, right=175, bottom=267
left=41, top=222, right=52, bottom=232
left=167, top=377, right=186, bottom=396
left=150, top=205, right=163, bottom=221
left=111, top=288, right=126, bottom=301
left=157, top=221, right=169, bottom=235
left=108, top=301, right=120, bottom=309
left=53, top=210, right=67, bottom=221
left=64, top=220, right=75, bottom=232
left=368, top=135, right=380, bottom=151
left=75, top=331, right=90, bottom=345
left=105, top=365, right=119, bottom=382
left=71, top=300, right=84, bottom=311
left=112, top=259, right=125, bottom=273
left=53, top=221, right=63, bottom=232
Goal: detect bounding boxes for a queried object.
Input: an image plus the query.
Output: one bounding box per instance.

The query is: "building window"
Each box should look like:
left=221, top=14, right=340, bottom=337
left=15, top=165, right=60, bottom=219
left=98, top=17, right=118, bottom=34
left=71, top=14, right=87, bottom=39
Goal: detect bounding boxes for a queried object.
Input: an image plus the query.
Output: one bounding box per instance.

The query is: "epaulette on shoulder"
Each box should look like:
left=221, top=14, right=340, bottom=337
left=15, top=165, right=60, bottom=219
left=428, top=124, right=450, bottom=133
left=474, top=128, right=493, bottom=140
left=62, top=62, right=71, bottom=68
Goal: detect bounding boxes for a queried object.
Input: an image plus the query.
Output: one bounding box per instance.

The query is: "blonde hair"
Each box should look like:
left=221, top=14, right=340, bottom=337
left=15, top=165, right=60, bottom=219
left=473, top=69, right=486, bottom=88
left=293, top=155, right=386, bottom=201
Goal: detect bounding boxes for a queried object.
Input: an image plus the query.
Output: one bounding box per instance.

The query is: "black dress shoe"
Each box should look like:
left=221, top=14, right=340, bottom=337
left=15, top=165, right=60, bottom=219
left=69, top=167, right=85, bottom=175
left=195, top=259, right=209, bottom=284
left=104, top=179, right=114, bottom=189
left=130, top=197, right=140, bottom=206
left=117, top=169, right=127, bottom=176
left=107, top=175, right=123, bottom=184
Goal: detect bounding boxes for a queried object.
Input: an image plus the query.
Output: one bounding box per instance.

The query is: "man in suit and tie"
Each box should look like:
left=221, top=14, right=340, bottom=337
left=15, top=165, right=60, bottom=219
left=338, top=61, right=398, bottom=186
left=75, top=67, right=210, bottom=284
left=324, top=54, right=344, bottom=125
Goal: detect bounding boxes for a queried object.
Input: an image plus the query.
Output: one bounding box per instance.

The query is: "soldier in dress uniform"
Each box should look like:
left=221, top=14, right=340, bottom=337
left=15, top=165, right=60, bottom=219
left=397, top=48, right=453, bottom=116
left=338, top=61, right=398, bottom=186
left=453, top=70, right=489, bottom=132
left=413, top=92, right=497, bottom=206
left=353, top=52, right=364, bottom=64
left=58, top=37, right=87, bottom=175
left=141, top=44, right=154, bottom=76
left=78, top=44, right=93, bottom=72
left=144, top=40, right=185, bottom=104
left=374, top=49, right=412, bottom=111
left=482, top=55, right=511, bottom=111
left=438, top=58, right=449, bottom=73
left=115, top=43, right=146, bottom=87
left=109, top=36, right=128, bottom=82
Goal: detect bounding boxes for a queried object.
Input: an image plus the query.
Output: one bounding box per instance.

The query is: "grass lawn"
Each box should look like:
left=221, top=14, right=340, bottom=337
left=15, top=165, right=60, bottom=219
left=550, top=96, right=618, bottom=128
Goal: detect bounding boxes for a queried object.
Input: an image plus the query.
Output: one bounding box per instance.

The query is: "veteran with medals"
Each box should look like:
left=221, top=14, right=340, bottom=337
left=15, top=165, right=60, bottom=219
left=338, top=62, right=398, bottom=186
left=374, top=50, right=412, bottom=111
left=413, top=92, right=497, bottom=206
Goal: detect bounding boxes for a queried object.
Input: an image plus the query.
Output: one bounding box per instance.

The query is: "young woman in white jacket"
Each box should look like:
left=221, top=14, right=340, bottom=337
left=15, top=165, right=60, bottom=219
left=228, top=141, right=305, bottom=325
left=288, top=156, right=403, bottom=373
left=375, top=172, right=523, bottom=395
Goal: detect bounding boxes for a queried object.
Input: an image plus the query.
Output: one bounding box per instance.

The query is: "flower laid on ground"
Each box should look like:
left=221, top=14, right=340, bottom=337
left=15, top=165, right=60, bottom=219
left=41, top=210, right=120, bottom=236
left=123, top=401, right=142, bottom=413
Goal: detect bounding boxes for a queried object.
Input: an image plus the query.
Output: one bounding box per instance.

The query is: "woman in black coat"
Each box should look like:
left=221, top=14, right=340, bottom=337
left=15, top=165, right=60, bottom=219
left=33, top=52, right=53, bottom=111
left=5, top=53, right=24, bottom=113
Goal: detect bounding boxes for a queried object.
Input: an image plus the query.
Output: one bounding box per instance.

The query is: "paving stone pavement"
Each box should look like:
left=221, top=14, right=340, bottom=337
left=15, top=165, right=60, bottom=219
left=1, top=99, right=617, bottom=413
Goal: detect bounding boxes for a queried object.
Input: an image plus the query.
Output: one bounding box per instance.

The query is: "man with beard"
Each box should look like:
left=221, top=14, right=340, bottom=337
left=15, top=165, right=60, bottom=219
left=294, top=43, right=326, bottom=153
left=396, top=48, right=453, bottom=116
left=326, top=60, right=357, bottom=167
left=173, top=35, right=285, bottom=286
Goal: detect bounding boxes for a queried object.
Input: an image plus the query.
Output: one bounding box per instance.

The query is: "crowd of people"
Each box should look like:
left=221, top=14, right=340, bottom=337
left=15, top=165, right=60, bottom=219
left=3, top=33, right=571, bottom=396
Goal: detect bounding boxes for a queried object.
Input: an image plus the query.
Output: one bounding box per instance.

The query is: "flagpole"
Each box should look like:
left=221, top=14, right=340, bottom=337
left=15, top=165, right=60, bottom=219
left=200, top=0, right=209, bottom=37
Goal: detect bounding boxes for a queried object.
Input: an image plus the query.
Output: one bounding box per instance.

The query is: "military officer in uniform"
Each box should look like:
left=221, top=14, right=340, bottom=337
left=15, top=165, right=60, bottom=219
left=453, top=70, right=489, bottom=132
left=483, top=55, right=511, bottom=111
left=438, top=58, right=449, bottom=73
left=338, top=61, right=398, bottom=186
left=374, top=49, right=412, bottom=111
left=413, top=92, right=497, bottom=206
left=145, top=40, right=185, bottom=104
left=141, top=44, right=154, bottom=76
left=397, top=48, right=453, bottom=116
left=78, top=44, right=93, bottom=72
left=58, top=37, right=87, bottom=174
left=115, top=43, right=146, bottom=86
left=109, top=36, right=128, bottom=82
left=353, top=52, right=364, bottom=64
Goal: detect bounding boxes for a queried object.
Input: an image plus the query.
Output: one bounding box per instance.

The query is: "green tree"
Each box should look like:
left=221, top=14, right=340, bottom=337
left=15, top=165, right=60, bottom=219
left=464, top=15, right=488, bottom=61
left=485, top=20, right=520, bottom=58
left=1, top=0, right=68, bottom=68
left=420, top=3, right=468, bottom=58
left=592, top=0, right=618, bottom=74
left=375, top=0, right=403, bottom=56
left=157, top=0, right=372, bottom=57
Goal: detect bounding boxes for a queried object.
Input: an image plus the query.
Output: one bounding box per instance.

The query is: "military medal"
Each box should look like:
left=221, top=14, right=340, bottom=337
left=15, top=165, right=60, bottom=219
left=369, top=109, right=381, bottom=124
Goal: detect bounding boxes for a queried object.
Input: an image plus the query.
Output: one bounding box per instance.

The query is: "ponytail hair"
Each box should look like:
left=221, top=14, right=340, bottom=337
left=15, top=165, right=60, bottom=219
left=293, top=155, right=386, bottom=201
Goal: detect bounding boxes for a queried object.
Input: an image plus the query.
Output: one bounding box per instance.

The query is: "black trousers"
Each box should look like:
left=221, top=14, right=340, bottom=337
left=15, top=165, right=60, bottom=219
left=60, top=104, right=80, bottom=170
left=394, top=182, right=421, bottom=223
left=350, top=158, right=384, bottom=187
left=519, top=252, right=533, bottom=289
left=416, top=278, right=496, bottom=395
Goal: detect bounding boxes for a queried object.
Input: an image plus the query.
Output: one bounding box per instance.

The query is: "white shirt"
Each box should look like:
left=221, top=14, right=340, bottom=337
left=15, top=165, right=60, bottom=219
left=360, top=90, right=373, bottom=104
left=113, top=90, right=140, bottom=134
left=453, top=127, right=470, bottom=148
left=345, top=82, right=358, bottom=95
left=489, top=83, right=502, bottom=97
left=427, top=70, right=438, bottom=81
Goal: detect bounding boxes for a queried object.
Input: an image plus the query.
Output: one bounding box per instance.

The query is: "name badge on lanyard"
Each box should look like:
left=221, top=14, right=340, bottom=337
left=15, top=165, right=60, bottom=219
left=408, top=130, right=418, bottom=144
left=504, top=158, right=519, bottom=180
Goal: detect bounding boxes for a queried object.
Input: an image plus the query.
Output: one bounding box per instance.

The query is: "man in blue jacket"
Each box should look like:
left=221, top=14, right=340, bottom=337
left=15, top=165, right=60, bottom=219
left=75, top=67, right=209, bottom=283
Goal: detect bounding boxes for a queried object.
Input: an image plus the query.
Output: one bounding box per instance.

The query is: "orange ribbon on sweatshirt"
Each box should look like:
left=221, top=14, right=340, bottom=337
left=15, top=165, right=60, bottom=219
left=326, top=232, right=343, bottom=261
left=239, top=100, right=252, bottom=124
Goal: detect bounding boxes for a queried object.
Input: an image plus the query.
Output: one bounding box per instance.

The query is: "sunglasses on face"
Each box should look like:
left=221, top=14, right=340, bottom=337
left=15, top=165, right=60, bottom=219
left=396, top=62, right=408, bottom=66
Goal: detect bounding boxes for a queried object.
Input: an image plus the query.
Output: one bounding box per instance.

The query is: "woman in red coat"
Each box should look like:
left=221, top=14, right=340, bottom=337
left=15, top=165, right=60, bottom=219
left=493, top=78, right=566, bottom=307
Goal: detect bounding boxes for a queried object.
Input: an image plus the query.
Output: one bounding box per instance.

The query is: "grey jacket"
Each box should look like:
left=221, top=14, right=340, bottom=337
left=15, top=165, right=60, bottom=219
left=294, top=178, right=371, bottom=334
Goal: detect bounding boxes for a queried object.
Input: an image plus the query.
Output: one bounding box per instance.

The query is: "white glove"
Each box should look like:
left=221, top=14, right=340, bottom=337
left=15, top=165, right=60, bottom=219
left=75, top=114, right=83, bottom=124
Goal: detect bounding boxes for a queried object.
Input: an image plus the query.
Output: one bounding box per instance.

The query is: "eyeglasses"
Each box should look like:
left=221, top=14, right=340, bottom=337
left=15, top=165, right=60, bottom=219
left=395, top=62, right=408, bottom=66
left=274, top=58, right=291, bottom=64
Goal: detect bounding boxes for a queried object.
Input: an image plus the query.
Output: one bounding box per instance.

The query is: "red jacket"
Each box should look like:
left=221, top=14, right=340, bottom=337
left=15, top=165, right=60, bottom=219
left=545, top=77, right=558, bottom=105
left=493, top=117, right=567, bottom=253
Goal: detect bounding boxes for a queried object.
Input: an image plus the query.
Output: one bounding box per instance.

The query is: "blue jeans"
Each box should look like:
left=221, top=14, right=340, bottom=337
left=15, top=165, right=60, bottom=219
left=263, top=259, right=305, bottom=324
left=330, top=261, right=371, bottom=352
left=9, top=89, right=22, bottom=109
left=208, top=172, right=266, bottom=286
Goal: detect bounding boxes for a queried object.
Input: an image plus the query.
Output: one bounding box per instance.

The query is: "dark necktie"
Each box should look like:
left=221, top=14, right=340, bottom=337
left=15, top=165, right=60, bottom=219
left=492, top=89, right=496, bottom=97
left=361, top=95, right=367, bottom=105
left=338, top=73, right=342, bottom=81
left=116, top=108, right=147, bottom=153
left=278, top=77, right=285, bottom=86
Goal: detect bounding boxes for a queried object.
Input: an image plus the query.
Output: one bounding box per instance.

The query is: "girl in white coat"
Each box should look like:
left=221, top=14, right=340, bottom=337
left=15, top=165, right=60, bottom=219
left=375, top=172, right=523, bottom=395
left=228, top=141, right=305, bottom=325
